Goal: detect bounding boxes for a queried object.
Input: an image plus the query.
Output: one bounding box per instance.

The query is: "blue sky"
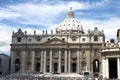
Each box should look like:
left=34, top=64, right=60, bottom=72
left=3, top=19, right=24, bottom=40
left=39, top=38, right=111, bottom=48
left=0, top=0, right=120, bottom=55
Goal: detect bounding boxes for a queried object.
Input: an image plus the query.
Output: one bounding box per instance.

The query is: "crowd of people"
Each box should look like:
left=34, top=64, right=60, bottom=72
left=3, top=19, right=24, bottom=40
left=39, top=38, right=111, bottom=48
left=0, top=73, right=113, bottom=80
left=0, top=76, right=103, bottom=80
left=0, top=75, right=107, bottom=80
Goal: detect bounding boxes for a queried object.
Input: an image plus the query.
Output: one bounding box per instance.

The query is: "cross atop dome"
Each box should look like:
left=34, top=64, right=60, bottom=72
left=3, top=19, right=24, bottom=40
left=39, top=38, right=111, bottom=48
left=68, top=7, right=74, bottom=18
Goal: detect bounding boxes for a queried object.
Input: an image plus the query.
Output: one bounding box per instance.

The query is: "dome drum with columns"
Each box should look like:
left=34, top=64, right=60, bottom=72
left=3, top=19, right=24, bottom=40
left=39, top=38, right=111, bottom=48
left=10, top=8, right=105, bottom=77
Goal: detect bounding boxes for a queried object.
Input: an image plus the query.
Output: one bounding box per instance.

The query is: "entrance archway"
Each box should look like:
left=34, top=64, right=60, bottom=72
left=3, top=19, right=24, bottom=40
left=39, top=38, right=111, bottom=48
left=53, top=63, right=58, bottom=73
left=71, top=63, right=76, bottom=72
left=93, top=60, right=99, bottom=72
left=109, top=58, right=117, bottom=79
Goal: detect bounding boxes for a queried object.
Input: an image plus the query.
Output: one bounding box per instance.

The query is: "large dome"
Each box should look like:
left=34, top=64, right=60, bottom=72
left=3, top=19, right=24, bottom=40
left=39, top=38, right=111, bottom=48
left=56, top=7, right=84, bottom=34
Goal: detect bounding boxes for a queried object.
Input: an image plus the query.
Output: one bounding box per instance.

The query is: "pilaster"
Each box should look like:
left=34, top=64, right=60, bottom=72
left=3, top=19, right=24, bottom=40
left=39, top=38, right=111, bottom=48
left=50, top=49, right=52, bottom=73
left=43, top=50, right=46, bottom=73
left=31, top=50, right=35, bottom=72
left=65, top=49, right=67, bottom=72
left=40, top=49, right=43, bottom=72
left=68, top=49, right=71, bottom=73
left=58, top=49, right=61, bottom=73
left=77, top=49, right=80, bottom=73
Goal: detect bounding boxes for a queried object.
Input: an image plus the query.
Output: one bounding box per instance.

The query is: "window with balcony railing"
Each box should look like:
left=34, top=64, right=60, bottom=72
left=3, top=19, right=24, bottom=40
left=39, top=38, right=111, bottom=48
left=35, top=50, right=41, bottom=57
left=53, top=49, right=58, bottom=57
left=71, top=49, right=77, bottom=57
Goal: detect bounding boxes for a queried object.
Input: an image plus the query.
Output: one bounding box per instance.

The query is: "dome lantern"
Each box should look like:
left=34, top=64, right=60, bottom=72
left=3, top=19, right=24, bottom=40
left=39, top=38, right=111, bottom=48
left=68, top=7, right=74, bottom=18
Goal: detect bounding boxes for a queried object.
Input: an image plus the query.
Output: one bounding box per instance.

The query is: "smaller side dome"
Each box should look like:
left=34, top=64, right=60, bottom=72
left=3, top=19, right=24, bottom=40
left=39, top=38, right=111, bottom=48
left=90, top=27, right=104, bottom=36
left=13, top=28, right=24, bottom=37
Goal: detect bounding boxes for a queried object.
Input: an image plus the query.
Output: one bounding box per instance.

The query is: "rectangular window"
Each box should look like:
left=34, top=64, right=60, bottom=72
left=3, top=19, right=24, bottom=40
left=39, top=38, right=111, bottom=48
left=82, top=38, right=86, bottom=42
left=71, top=49, right=77, bottom=56
left=17, top=37, right=22, bottom=42
left=94, top=36, right=98, bottom=42
left=35, top=50, right=41, bottom=57
left=53, top=49, right=58, bottom=57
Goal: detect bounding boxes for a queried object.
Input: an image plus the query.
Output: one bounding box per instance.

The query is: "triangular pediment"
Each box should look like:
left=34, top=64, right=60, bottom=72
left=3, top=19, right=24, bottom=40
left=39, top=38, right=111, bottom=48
left=43, top=38, right=68, bottom=44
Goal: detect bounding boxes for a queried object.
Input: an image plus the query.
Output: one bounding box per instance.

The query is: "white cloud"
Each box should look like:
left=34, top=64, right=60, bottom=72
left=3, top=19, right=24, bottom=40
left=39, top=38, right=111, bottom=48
left=80, top=17, right=120, bottom=41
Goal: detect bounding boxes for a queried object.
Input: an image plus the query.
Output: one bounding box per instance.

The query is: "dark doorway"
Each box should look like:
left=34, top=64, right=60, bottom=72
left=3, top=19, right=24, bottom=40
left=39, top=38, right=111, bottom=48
left=109, top=58, right=117, bottom=79
left=35, top=63, right=40, bottom=72
left=61, top=66, right=64, bottom=72
left=72, top=63, right=76, bottom=72
left=0, top=71, right=2, bottom=75
left=54, top=63, right=58, bottom=73
left=93, top=59, right=99, bottom=77
left=14, top=59, right=20, bottom=72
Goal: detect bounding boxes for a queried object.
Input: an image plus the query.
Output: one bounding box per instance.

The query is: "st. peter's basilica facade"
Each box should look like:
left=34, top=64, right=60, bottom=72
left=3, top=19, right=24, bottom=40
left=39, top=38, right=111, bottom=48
left=10, top=8, right=105, bottom=77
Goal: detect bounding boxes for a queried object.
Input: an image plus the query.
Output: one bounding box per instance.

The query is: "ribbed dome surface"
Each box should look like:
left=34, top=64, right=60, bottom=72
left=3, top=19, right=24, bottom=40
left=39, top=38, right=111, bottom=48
left=57, top=7, right=84, bottom=34
left=57, top=18, right=83, bottom=31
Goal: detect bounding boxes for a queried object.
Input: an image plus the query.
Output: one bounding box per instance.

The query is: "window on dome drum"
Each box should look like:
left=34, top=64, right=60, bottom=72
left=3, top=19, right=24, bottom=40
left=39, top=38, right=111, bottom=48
left=94, top=36, right=98, bottom=42
left=94, top=49, right=99, bottom=57
left=17, top=37, right=22, bottom=42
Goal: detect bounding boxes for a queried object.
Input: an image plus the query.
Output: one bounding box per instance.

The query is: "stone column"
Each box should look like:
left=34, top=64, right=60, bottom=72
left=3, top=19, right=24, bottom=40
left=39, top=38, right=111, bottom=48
left=40, top=49, right=43, bottom=72
left=50, top=49, right=52, bottom=73
left=58, top=49, right=61, bottom=73
left=43, top=50, right=46, bottom=73
left=68, top=49, right=71, bottom=73
left=106, top=58, right=109, bottom=78
left=65, top=49, right=67, bottom=72
left=117, top=58, right=120, bottom=79
left=10, top=51, right=14, bottom=73
left=31, top=50, right=35, bottom=72
left=77, top=49, right=80, bottom=73
left=102, top=58, right=106, bottom=78
left=22, top=51, right=26, bottom=72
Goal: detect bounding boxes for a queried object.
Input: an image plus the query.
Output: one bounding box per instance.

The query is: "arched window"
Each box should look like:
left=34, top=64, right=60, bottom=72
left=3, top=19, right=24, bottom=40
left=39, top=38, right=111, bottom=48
left=93, top=59, right=99, bottom=73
